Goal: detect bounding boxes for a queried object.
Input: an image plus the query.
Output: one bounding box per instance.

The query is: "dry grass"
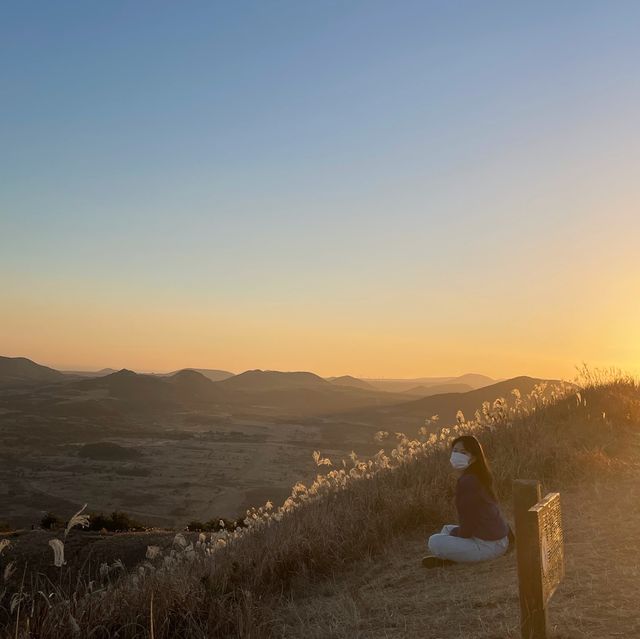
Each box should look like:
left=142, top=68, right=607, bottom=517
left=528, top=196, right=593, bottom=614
left=1, top=369, right=639, bottom=638
left=274, top=469, right=640, bottom=638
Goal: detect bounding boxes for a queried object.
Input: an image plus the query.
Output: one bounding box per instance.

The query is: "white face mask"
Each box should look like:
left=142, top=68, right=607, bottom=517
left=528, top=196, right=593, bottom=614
left=450, top=451, right=471, bottom=470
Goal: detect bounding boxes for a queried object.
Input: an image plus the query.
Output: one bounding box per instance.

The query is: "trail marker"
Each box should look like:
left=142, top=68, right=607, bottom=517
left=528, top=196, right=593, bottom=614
left=513, top=479, right=565, bottom=639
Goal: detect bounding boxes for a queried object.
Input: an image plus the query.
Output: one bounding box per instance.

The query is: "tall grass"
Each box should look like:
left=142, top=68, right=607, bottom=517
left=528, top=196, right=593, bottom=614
left=1, top=369, right=639, bottom=638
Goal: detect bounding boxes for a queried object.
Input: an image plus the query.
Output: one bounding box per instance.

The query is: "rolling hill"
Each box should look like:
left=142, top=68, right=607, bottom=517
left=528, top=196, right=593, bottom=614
left=0, top=356, right=68, bottom=387
left=69, top=369, right=193, bottom=412
left=216, top=369, right=331, bottom=392
left=327, top=375, right=376, bottom=391
left=165, top=369, right=224, bottom=401
left=164, top=368, right=234, bottom=382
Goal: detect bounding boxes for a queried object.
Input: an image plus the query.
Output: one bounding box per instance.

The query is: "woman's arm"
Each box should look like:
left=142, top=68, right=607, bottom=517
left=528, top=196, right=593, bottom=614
left=451, top=474, right=481, bottom=538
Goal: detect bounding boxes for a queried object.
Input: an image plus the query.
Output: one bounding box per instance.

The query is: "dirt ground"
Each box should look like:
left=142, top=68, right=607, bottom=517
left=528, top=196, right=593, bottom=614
left=273, top=468, right=640, bottom=639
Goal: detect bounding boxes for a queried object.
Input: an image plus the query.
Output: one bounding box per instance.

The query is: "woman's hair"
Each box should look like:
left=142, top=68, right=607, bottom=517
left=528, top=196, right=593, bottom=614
left=451, top=435, right=498, bottom=500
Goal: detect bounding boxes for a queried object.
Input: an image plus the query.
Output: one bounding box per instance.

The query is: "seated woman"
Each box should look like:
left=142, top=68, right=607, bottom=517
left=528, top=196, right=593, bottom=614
left=423, top=434, right=512, bottom=568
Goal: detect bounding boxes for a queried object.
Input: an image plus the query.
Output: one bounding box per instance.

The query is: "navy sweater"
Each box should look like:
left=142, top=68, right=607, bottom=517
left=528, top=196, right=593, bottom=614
left=450, top=472, right=509, bottom=541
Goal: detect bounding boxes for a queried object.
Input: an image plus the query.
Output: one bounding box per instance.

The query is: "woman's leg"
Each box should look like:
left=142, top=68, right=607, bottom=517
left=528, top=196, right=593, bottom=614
left=440, top=524, right=458, bottom=535
left=475, top=536, right=510, bottom=561
left=428, top=533, right=509, bottom=563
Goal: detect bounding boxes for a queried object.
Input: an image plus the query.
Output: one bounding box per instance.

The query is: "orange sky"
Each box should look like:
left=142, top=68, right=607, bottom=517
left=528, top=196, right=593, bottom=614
left=3, top=3, right=640, bottom=381
left=3, top=252, right=639, bottom=380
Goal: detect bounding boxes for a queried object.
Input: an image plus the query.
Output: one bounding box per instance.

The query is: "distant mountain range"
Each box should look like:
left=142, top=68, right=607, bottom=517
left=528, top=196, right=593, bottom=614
left=60, top=366, right=235, bottom=382
left=0, top=356, right=560, bottom=424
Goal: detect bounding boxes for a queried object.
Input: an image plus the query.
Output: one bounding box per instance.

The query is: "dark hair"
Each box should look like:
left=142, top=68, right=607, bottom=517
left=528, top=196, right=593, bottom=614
left=451, top=435, right=498, bottom=501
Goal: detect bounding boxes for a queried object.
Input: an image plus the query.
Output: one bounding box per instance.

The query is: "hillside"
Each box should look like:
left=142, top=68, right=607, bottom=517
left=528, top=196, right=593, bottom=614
left=72, top=368, right=185, bottom=410
left=397, top=375, right=552, bottom=416
left=0, top=356, right=68, bottom=386
left=335, top=375, right=562, bottom=427
left=165, top=368, right=221, bottom=400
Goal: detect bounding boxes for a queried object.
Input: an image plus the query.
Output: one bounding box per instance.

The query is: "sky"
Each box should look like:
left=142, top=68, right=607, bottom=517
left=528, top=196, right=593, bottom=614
left=2, top=1, right=640, bottom=379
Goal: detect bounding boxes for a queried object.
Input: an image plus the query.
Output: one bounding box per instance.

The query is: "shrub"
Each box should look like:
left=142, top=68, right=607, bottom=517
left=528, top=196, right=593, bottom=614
left=188, top=518, right=246, bottom=532
left=186, top=520, right=205, bottom=532
left=40, top=512, right=63, bottom=530
left=86, top=511, right=145, bottom=532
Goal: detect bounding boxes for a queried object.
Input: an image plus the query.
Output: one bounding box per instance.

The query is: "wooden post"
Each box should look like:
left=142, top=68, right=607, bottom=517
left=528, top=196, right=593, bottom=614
left=513, top=479, right=546, bottom=639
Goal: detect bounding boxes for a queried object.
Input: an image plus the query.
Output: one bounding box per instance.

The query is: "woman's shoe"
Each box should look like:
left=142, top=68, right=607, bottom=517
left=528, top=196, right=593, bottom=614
left=421, top=555, right=455, bottom=569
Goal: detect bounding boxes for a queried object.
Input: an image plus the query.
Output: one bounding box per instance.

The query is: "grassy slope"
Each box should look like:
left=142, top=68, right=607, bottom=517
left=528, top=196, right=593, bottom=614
left=276, top=465, right=640, bottom=638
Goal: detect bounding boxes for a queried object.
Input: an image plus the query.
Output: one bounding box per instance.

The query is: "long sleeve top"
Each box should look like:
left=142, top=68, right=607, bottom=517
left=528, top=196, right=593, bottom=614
left=450, top=472, right=509, bottom=541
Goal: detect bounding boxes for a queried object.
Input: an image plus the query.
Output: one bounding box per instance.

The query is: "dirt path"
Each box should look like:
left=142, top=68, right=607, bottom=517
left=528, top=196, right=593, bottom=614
left=274, top=469, right=640, bottom=638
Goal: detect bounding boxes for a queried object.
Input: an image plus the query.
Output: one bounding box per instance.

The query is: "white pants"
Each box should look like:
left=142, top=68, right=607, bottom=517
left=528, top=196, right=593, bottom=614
left=427, top=524, right=509, bottom=563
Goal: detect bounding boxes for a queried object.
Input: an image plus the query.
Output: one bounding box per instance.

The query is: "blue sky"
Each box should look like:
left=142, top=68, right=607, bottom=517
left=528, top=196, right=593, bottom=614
left=2, top=1, right=640, bottom=376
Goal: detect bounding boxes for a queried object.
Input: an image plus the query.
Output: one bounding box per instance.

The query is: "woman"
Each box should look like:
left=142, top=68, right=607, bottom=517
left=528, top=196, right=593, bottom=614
left=422, top=435, right=512, bottom=568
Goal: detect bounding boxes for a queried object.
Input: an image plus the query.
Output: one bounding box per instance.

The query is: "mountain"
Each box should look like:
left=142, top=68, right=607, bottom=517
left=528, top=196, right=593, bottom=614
left=164, top=368, right=234, bottom=382
left=451, top=373, right=496, bottom=389
left=327, top=375, right=376, bottom=391
left=217, top=370, right=330, bottom=392
left=403, top=382, right=473, bottom=396
left=329, top=376, right=561, bottom=428
left=71, top=369, right=183, bottom=411
left=0, top=356, right=67, bottom=387
left=166, top=369, right=221, bottom=401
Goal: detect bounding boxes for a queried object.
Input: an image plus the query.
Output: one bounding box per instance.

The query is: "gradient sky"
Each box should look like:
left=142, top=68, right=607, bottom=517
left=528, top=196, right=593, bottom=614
left=2, top=1, right=640, bottom=379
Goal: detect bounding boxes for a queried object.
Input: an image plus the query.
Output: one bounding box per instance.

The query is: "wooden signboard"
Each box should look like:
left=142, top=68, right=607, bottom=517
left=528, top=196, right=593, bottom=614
left=513, top=480, right=565, bottom=639
left=529, top=492, right=564, bottom=605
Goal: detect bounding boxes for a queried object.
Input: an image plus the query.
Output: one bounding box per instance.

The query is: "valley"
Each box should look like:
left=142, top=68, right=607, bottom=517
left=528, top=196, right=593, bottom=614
left=0, top=356, right=555, bottom=529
